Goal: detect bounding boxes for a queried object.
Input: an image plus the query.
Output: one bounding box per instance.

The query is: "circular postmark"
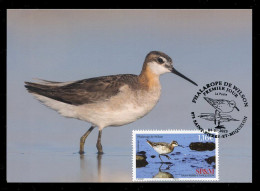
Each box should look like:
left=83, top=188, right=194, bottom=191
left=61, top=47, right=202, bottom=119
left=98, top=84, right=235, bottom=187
left=190, top=81, right=249, bottom=138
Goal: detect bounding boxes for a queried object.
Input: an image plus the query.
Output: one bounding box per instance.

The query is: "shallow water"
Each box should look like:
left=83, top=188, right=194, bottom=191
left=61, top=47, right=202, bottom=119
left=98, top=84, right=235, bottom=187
left=7, top=140, right=252, bottom=182
left=7, top=146, right=132, bottom=182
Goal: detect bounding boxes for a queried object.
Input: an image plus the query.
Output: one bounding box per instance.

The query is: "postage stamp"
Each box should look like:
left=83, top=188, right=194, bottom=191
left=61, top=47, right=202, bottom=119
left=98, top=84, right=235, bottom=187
left=132, top=130, right=219, bottom=182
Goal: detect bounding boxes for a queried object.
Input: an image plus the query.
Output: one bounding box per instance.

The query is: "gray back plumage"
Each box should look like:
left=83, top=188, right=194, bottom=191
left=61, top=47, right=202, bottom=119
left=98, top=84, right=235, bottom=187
left=147, top=139, right=170, bottom=147
left=25, top=74, right=140, bottom=106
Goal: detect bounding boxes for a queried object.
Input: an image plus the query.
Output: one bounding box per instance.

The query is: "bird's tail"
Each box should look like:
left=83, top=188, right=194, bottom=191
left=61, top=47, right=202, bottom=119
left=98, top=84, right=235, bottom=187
left=24, top=81, right=50, bottom=96
left=146, top=139, right=153, bottom=147
left=204, top=97, right=213, bottom=104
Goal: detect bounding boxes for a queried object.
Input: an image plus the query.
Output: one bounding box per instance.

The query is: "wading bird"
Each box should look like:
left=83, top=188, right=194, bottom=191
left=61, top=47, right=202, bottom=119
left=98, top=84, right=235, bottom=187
left=147, top=139, right=179, bottom=162
left=25, top=51, right=197, bottom=154
left=203, top=97, right=239, bottom=127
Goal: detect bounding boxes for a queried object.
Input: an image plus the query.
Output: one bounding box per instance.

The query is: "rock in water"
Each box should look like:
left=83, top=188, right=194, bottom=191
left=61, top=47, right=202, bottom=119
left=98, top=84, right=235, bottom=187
left=137, top=151, right=146, bottom=155
left=189, top=142, right=215, bottom=151
left=205, top=156, right=215, bottom=164
left=136, top=153, right=148, bottom=168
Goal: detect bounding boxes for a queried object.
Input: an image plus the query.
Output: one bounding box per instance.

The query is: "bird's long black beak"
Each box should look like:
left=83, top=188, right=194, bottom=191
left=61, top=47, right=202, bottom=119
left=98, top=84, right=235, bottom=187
left=171, top=67, right=198, bottom=86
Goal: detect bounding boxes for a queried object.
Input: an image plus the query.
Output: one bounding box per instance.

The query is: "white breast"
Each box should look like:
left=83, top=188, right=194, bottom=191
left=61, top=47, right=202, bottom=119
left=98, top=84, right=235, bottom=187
left=154, top=145, right=172, bottom=154
left=75, top=85, right=161, bottom=130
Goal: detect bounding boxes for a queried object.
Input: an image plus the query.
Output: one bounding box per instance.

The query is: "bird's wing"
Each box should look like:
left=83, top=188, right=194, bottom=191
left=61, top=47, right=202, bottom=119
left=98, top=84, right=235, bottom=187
left=33, top=78, right=63, bottom=84
left=204, top=97, right=226, bottom=110
left=155, top=142, right=170, bottom=147
left=25, top=74, right=139, bottom=105
left=32, top=78, right=76, bottom=86
left=151, top=142, right=169, bottom=147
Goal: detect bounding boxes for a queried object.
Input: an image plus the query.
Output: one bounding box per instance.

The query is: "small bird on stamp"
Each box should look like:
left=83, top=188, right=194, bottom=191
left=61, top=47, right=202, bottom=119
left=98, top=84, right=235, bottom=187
left=203, top=97, right=239, bottom=128
left=146, top=139, right=179, bottom=162
left=24, top=51, right=197, bottom=154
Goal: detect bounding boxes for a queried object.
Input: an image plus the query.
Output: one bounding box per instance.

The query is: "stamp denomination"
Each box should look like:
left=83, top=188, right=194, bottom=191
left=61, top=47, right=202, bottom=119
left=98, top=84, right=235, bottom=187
left=132, top=130, right=219, bottom=182
left=191, top=81, right=249, bottom=138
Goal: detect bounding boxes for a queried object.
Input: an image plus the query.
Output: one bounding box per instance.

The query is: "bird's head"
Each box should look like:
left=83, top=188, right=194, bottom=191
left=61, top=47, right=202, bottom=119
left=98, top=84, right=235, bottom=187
left=229, top=100, right=239, bottom=111
left=170, top=140, right=179, bottom=147
left=143, top=51, right=198, bottom=86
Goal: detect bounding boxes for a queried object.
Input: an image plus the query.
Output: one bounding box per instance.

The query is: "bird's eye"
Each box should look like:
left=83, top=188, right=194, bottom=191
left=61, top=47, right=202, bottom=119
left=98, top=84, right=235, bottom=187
left=157, top=57, right=164, bottom=64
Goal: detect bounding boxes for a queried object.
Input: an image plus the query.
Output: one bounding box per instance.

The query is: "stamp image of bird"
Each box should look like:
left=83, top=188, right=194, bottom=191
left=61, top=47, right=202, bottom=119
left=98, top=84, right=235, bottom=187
left=198, top=97, right=239, bottom=129
left=146, top=139, right=179, bottom=162
left=25, top=51, right=198, bottom=154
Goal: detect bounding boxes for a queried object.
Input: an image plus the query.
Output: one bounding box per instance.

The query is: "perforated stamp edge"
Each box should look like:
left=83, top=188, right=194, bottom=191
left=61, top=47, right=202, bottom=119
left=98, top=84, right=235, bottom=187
left=132, top=129, right=219, bottom=182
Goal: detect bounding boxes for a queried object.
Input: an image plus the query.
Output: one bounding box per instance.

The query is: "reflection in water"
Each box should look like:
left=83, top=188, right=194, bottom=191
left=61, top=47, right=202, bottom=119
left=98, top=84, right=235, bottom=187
left=80, top=153, right=103, bottom=182
left=153, top=163, right=174, bottom=178
left=97, top=154, right=102, bottom=182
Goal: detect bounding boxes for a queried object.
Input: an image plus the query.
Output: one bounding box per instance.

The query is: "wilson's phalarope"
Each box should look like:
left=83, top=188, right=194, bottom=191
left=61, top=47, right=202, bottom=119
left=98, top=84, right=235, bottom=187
left=204, top=97, right=239, bottom=126
left=146, top=139, right=179, bottom=162
left=25, top=51, right=197, bottom=154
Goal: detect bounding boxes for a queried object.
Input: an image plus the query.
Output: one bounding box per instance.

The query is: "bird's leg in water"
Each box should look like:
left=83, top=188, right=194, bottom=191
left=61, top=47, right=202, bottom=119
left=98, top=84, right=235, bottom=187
left=96, top=129, right=104, bottom=154
left=159, top=154, right=163, bottom=162
left=79, top=126, right=95, bottom=154
left=163, top=154, right=171, bottom=160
